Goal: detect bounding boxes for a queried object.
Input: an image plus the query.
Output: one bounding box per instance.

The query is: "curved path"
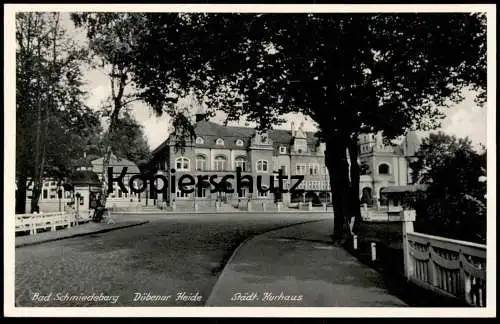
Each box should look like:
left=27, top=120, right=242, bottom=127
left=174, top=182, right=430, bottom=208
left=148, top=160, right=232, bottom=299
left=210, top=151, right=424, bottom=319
left=15, top=212, right=329, bottom=307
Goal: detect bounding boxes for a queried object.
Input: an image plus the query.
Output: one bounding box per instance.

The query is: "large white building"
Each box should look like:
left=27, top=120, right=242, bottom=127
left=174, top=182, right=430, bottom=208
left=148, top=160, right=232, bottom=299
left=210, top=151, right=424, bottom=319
left=358, top=131, right=421, bottom=206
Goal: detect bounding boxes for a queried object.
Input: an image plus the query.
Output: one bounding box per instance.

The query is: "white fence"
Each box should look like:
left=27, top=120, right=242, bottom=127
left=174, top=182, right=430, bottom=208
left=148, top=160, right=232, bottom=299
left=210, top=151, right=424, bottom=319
left=15, top=212, right=81, bottom=235
left=400, top=210, right=487, bottom=307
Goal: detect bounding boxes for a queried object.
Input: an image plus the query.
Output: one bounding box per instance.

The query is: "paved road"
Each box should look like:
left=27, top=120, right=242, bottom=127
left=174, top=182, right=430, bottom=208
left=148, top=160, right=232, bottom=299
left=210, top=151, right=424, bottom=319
left=15, top=212, right=331, bottom=307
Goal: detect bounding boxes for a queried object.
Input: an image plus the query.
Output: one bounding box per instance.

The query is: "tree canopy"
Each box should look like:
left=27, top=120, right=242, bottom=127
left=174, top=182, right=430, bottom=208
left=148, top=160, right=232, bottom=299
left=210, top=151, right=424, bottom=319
left=16, top=12, right=100, bottom=213
left=69, top=12, right=487, bottom=241
left=411, top=132, right=487, bottom=244
left=130, top=13, right=486, bottom=242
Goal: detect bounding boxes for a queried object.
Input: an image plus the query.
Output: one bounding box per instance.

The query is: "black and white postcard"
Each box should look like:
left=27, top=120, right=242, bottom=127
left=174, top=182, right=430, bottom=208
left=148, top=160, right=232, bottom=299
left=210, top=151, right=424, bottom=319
left=4, top=3, right=496, bottom=318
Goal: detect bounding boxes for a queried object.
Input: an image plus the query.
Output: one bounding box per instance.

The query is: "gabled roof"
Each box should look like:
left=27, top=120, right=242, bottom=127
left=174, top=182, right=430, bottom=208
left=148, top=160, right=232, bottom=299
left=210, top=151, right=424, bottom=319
left=152, top=120, right=321, bottom=155
left=91, top=154, right=141, bottom=174
left=69, top=170, right=101, bottom=186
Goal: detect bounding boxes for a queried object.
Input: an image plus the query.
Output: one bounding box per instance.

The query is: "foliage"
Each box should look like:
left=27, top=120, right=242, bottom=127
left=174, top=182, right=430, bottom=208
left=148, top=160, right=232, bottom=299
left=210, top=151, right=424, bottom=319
left=72, top=13, right=486, bottom=241
left=71, top=13, right=169, bottom=211
left=104, top=111, right=151, bottom=166
left=15, top=12, right=99, bottom=213
left=129, top=13, right=486, bottom=243
left=412, top=132, right=487, bottom=244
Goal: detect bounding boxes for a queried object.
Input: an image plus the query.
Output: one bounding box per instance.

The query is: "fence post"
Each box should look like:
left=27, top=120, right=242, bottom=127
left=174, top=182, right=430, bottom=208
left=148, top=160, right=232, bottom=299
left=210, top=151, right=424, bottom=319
left=248, top=201, right=252, bottom=212
left=401, top=209, right=416, bottom=280
left=32, top=216, right=36, bottom=235
left=262, top=201, right=265, bottom=212
left=371, top=242, right=377, bottom=261
left=50, top=213, right=56, bottom=231
left=31, top=215, right=36, bottom=235
left=353, top=235, right=358, bottom=250
left=308, top=201, right=312, bottom=211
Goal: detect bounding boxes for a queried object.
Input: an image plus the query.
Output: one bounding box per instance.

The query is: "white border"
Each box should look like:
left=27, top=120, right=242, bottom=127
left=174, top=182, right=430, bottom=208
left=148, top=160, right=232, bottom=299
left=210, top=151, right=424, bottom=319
left=4, top=3, right=496, bottom=318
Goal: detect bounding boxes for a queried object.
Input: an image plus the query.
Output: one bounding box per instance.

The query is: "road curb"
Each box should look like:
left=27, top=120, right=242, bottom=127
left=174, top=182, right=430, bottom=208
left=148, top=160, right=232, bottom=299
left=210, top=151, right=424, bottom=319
left=204, top=219, right=331, bottom=306
left=115, top=211, right=333, bottom=215
left=15, top=221, right=150, bottom=248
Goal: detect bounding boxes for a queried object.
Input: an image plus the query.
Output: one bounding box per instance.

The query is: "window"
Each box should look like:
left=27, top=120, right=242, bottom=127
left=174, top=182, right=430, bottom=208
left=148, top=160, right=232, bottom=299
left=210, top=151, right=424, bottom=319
left=295, top=164, right=306, bottom=175
left=196, top=137, right=204, bottom=145
left=256, top=160, right=268, bottom=172
left=43, top=189, right=48, bottom=199
left=196, top=155, right=207, bottom=171
left=279, top=146, right=287, bottom=154
left=235, top=156, right=247, bottom=171
left=118, top=189, right=122, bottom=198
left=239, top=187, right=248, bottom=198
left=312, top=164, right=320, bottom=175
left=295, top=140, right=307, bottom=153
left=176, top=188, right=192, bottom=198
left=236, top=139, right=244, bottom=147
left=258, top=190, right=268, bottom=197
left=199, top=188, right=208, bottom=198
left=378, top=163, right=390, bottom=175
left=280, top=165, right=287, bottom=175
left=175, top=157, right=190, bottom=171
left=214, top=155, right=227, bottom=171
left=216, top=138, right=225, bottom=146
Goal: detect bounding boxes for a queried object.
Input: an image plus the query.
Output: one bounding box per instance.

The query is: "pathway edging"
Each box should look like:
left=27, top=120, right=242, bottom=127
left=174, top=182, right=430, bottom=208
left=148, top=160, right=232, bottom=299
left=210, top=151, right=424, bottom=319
left=204, top=219, right=331, bottom=306
left=15, top=221, right=150, bottom=248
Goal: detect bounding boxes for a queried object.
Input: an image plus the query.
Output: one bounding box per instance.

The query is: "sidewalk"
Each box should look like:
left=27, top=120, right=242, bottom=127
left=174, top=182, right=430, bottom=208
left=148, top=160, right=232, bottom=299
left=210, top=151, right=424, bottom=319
left=205, top=220, right=407, bottom=307
left=116, top=205, right=332, bottom=214
left=15, top=219, right=149, bottom=248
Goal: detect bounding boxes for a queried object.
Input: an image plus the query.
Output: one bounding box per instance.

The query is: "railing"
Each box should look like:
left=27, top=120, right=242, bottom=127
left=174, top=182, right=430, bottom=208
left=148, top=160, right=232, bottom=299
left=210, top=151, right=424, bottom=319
left=406, top=232, right=486, bottom=307
left=15, top=212, right=75, bottom=235
left=398, top=210, right=487, bottom=307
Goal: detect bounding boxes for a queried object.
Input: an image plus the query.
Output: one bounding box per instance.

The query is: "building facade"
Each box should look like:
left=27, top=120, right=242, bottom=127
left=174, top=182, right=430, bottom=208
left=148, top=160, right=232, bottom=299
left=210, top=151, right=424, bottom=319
left=21, top=153, right=142, bottom=213
left=358, top=131, right=421, bottom=207
left=151, top=117, right=332, bottom=207
left=151, top=113, right=421, bottom=209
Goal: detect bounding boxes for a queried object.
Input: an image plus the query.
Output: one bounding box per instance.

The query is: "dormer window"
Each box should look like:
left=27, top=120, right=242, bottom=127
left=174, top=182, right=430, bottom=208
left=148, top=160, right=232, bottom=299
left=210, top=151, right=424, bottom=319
left=261, top=135, right=268, bottom=143
left=236, top=139, right=244, bottom=147
left=216, top=138, right=224, bottom=146
left=196, top=137, right=204, bottom=145
left=279, top=146, right=287, bottom=154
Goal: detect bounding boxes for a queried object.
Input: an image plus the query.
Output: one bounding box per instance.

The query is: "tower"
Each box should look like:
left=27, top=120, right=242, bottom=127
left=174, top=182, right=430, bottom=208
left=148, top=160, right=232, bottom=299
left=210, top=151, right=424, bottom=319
left=193, top=97, right=207, bottom=122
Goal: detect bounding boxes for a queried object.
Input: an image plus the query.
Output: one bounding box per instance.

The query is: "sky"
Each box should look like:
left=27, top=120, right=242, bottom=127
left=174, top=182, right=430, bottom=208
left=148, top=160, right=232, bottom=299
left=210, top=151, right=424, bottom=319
left=63, top=13, right=487, bottom=152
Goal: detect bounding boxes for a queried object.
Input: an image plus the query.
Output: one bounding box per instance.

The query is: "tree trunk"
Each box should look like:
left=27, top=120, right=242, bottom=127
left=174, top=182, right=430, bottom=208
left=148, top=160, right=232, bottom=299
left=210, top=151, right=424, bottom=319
left=325, top=135, right=353, bottom=245
left=16, top=175, right=28, bottom=214
left=95, top=102, right=120, bottom=221
left=348, top=134, right=362, bottom=234
left=31, top=36, right=43, bottom=213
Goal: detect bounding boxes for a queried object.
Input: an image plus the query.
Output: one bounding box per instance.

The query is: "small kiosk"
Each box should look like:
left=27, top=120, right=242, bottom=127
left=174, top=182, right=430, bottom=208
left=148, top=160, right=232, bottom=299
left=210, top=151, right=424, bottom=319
left=380, top=184, right=427, bottom=220
left=67, top=170, right=102, bottom=221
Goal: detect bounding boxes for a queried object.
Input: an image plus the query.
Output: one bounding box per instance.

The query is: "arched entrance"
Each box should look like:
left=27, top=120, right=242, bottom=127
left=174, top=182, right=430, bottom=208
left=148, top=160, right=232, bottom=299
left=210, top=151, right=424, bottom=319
left=360, top=187, right=373, bottom=207
left=318, top=191, right=330, bottom=203
left=379, top=187, right=388, bottom=206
